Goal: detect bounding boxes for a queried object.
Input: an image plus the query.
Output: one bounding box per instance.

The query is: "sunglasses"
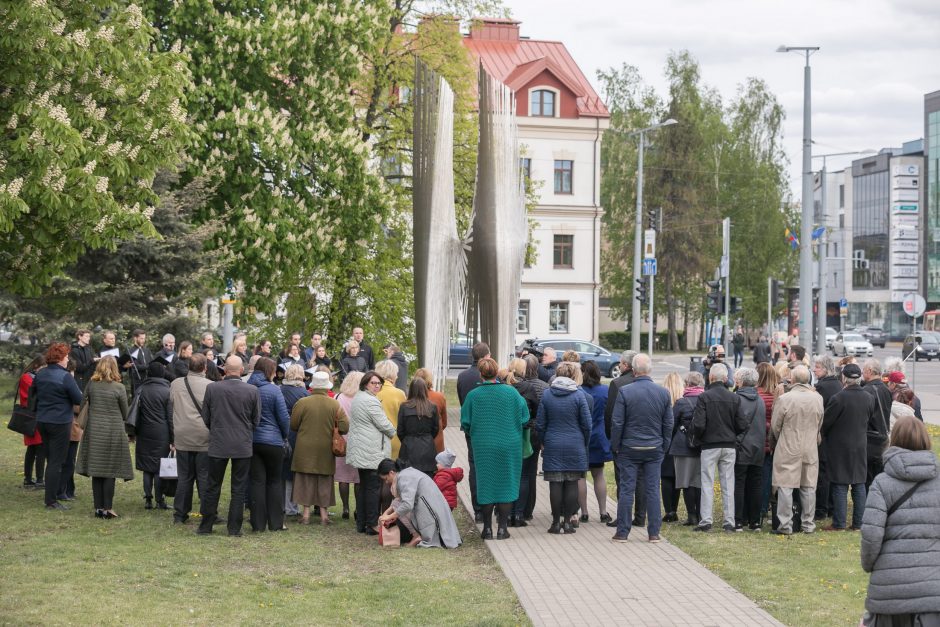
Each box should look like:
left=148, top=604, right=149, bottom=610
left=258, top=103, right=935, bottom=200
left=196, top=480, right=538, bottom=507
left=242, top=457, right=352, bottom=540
left=368, top=380, right=382, bottom=385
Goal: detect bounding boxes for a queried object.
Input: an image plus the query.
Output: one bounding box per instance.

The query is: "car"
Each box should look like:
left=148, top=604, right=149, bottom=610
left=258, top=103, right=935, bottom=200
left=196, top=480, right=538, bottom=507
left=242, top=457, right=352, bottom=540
left=825, top=327, right=838, bottom=350
left=861, top=326, right=887, bottom=348
left=832, top=333, right=874, bottom=358
left=448, top=332, right=473, bottom=367
left=516, top=338, right=621, bottom=378
left=902, top=332, right=940, bottom=361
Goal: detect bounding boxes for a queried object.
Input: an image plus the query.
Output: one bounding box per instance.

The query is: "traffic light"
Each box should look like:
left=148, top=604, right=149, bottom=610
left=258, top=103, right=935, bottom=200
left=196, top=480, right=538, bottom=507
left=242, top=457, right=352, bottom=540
left=730, top=296, right=742, bottom=314
left=706, top=280, right=724, bottom=314
left=770, top=279, right=785, bottom=309
left=647, top=207, right=657, bottom=230
left=635, top=276, right=649, bottom=305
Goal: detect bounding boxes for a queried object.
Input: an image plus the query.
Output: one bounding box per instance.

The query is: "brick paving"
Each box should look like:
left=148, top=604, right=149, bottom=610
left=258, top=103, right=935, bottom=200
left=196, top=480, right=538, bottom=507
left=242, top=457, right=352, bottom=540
left=444, top=422, right=782, bottom=627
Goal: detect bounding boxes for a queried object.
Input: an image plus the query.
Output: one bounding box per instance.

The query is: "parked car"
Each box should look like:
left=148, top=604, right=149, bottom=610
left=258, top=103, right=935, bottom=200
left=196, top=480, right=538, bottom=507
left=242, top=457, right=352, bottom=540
left=825, top=327, right=838, bottom=350
left=860, top=326, right=887, bottom=348
left=832, top=333, right=874, bottom=358
left=449, top=332, right=473, bottom=368
left=902, top=332, right=940, bottom=361
left=516, top=338, right=621, bottom=378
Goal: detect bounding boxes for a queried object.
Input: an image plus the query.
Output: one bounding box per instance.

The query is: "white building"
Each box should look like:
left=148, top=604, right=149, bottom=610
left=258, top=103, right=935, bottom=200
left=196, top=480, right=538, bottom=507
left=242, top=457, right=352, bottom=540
left=463, top=19, right=610, bottom=344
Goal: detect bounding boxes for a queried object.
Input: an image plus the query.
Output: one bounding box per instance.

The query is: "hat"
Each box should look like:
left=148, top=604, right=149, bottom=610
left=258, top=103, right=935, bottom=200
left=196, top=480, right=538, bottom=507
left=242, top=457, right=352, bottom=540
left=887, top=371, right=906, bottom=385
left=435, top=448, right=456, bottom=468
left=309, top=371, right=333, bottom=390
left=841, top=364, right=863, bottom=379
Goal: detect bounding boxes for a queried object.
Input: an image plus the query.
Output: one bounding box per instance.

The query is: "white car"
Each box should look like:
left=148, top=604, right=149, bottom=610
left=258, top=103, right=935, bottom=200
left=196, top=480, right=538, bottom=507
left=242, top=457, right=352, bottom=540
left=832, top=333, right=873, bottom=357
left=825, top=327, right=838, bottom=349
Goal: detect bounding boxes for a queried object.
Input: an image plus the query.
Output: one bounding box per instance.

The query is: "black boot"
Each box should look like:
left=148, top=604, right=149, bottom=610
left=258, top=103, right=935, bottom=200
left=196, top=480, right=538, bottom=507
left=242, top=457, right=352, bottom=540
left=145, top=496, right=153, bottom=510
left=496, top=503, right=511, bottom=539
left=480, top=504, right=494, bottom=540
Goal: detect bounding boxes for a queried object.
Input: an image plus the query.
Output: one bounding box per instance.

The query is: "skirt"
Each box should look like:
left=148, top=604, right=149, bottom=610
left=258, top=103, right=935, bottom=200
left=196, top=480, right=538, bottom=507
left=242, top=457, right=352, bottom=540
left=292, top=473, right=336, bottom=508
left=674, top=456, right=702, bottom=489
left=543, top=471, right=584, bottom=482
left=334, top=436, right=359, bottom=484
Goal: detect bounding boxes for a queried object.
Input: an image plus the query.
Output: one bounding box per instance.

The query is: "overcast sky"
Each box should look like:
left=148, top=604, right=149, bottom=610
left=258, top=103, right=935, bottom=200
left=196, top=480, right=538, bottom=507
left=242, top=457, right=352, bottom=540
left=501, top=0, right=940, bottom=194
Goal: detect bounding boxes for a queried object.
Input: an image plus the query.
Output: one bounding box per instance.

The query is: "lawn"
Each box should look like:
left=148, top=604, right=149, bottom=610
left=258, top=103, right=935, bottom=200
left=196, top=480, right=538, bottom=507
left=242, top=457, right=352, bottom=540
left=0, top=374, right=527, bottom=626
left=602, top=424, right=940, bottom=627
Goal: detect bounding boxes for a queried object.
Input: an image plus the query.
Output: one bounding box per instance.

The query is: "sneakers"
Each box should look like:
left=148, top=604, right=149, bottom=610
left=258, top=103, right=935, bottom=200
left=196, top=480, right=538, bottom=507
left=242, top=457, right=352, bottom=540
left=693, top=524, right=712, bottom=532
left=648, top=535, right=662, bottom=543
left=605, top=518, right=619, bottom=528
left=772, top=528, right=792, bottom=536
left=611, top=533, right=629, bottom=543
left=599, top=513, right=612, bottom=524
left=548, top=523, right=563, bottom=534
left=45, top=502, right=69, bottom=511
left=728, top=524, right=742, bottom=533
left=748, top=524, right=762, bottom=532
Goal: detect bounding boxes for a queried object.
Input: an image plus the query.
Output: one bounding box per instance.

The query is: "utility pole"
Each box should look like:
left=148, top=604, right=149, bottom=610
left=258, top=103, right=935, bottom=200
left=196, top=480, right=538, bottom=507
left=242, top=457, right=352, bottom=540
left=767, top=276, right=772, bottom=339
left=722, top=217, right=731, bottom=356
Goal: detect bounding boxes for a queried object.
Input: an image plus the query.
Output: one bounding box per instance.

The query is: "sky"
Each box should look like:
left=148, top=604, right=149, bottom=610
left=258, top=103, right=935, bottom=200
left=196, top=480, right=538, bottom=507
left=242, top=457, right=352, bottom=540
left=498, top=0, right=940, bottom=194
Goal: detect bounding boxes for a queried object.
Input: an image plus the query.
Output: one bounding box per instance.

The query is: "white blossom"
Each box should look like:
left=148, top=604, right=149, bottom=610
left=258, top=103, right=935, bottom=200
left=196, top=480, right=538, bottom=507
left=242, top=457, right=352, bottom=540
left=125, top=4, right=144, bottom=30
left=6, top=114, right=17, bottom=130
left=105, top=141, right=123, bottom=157
left=96, top=26, right=114, bottom=43
left=4, top=178, right=24, bottom=198
left=51, top=21, right=66, bottom=36
left=138, top=89, right=151, bottom=105
left=95, top=176, right=109, bottom=193
left=48, top=104, right=71, bottom=126
left=68, top=30, right=89, bottom=49
left=83, top=160, right=97, bottom=174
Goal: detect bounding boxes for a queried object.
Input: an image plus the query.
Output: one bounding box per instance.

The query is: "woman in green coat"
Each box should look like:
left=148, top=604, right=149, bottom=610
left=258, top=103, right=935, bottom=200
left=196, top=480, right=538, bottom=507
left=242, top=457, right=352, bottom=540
left=460, top=357, right=528, bottom=540
left=76, top=357, right=133, bottom=518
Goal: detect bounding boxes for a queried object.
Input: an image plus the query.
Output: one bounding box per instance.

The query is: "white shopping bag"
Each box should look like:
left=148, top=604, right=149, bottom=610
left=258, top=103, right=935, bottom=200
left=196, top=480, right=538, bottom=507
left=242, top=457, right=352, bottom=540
left=159, top=452, right=178, bottom=479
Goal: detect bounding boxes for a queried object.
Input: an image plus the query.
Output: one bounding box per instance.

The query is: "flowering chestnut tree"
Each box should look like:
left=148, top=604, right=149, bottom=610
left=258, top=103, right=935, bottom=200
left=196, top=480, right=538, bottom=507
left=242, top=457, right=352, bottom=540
left=0, top=0, right=191, bottom=293
left=146, top=0, right=393, bottom=312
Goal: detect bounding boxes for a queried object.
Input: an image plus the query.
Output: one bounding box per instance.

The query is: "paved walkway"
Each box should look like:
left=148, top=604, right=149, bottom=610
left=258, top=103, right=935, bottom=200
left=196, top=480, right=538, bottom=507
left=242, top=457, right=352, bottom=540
left=443, top=423, right=782, bottom=627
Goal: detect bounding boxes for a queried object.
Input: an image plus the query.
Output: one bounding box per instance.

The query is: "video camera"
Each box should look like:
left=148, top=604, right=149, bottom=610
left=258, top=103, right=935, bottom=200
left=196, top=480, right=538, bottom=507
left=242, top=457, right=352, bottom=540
left=516, top=338, right=545, bottom=360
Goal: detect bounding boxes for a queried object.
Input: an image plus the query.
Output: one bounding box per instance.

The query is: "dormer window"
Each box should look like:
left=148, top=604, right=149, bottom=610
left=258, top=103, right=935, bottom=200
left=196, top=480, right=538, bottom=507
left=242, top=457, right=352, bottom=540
left=530, top=89, right=555, bottom=117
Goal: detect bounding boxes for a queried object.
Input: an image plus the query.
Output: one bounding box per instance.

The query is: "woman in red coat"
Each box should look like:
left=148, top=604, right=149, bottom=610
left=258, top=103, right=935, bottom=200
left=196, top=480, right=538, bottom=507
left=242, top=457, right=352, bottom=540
left=18, top=354, right=47, bottom=489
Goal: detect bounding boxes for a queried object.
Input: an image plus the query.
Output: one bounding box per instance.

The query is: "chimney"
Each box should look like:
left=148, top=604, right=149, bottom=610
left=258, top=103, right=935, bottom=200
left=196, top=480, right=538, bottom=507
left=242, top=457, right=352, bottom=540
left=468, top=17, right=521, bottom=41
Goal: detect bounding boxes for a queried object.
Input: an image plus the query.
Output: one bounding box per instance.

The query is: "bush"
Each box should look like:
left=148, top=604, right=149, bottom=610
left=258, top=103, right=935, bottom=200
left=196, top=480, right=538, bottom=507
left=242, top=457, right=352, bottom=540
left=0, top=342, right=42, bottom=374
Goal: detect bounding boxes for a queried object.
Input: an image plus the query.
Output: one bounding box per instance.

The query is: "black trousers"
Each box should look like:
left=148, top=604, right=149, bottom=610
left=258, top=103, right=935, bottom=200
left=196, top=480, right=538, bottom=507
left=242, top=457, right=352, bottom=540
left=57, top=441, right=78, bottom=499
left=250, top=443, right=285, bottom=532
left=513, top=452, right=539, bottom=517
left=734, top=464, right=763, bottom=527
left=38, top=422, right=71, bottom=506
left=174, top=450, right=210, bottom=523
left=92, top=477, right=116, bottom=510
left=143, top=471, right=163, bottom=501
left=866, top=455, right=884, bottom=491
left=357, top=468, right=381, bottom=531
left=465, top=433, right=480, bottom=515
left=199, top=456, right=250, bottom=535
left=523, top=449, right=539, bottom=518
left=661, top=476, right=680, bottom=515
left=815, top=444, right=830, bottom=517
left=24, top=444, right=45, bottom=482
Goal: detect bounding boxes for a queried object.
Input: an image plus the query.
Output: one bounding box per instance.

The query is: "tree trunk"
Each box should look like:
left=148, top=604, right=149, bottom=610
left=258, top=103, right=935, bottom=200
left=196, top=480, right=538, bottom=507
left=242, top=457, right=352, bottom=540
left=697, top=295, right=706, bottom=352
left=665, top=275, right=679, bottom=352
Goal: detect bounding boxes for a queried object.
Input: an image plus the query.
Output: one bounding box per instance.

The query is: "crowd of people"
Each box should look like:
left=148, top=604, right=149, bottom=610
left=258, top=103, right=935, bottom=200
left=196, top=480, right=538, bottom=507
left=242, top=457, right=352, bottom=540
left=13, top=326, right=940, bottom=621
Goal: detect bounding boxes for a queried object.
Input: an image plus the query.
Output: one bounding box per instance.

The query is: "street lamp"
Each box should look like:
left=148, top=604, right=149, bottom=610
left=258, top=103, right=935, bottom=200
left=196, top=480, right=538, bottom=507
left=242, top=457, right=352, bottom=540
left=812, top=149, right=876, bottom=355
left=620, top=118, right=677, bottom=352
left=778, top=44, right=819, bottom=352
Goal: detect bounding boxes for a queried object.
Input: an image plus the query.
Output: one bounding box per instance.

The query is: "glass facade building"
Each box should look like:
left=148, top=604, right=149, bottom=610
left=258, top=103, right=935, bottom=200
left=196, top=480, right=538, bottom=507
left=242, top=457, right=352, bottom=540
left=852, top=156, right=891, bottom=290
left=927, top=90, right=940, bottom=303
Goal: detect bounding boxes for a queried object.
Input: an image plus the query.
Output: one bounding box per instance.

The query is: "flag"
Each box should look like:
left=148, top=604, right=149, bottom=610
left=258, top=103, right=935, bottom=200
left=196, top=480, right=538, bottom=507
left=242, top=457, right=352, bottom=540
left=811, top=226, right=826, bottom=240
left=785, top=228, right=799, bottom=250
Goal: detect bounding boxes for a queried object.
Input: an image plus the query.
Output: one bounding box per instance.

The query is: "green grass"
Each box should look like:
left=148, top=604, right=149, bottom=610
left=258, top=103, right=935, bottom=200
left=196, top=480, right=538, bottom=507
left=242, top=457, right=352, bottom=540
left=602, top=426, right=940, bottom=627
left=0, top=373, right=526, bottom=626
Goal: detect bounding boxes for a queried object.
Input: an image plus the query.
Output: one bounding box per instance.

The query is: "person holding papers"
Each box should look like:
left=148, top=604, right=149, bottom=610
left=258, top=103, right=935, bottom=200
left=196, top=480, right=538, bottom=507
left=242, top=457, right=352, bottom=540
left=126, top=329, right=152, bottom=394
left=70, top=329, right=96, bottom=391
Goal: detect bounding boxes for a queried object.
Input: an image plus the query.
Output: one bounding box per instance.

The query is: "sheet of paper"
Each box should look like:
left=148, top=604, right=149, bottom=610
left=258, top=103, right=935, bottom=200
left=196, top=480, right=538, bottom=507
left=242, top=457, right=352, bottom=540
left=100, top=348, right=120, bottom=358
left=131, top=349, right=140, bottom=360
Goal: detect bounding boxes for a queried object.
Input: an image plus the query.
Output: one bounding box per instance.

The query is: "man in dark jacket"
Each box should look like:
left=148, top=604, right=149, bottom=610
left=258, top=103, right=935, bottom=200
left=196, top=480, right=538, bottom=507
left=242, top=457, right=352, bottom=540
left=457, top=342, right=490, bottom=522
left=344, top=327, right=375, bottom=370
left=513, top=355, right=549, bottom=524
left=822, top=363, right=872, bottom=530
left=69, top=329, right=96, bottom=391
left=124, top=329, right=152, bottom=394
left=862, top=359, right=893, bottom=488
left=609, top=353, right=673, bottom=543
left=537, top=347, right=558, bottom=383
left=732, top=326, right=745, bottom=368
left=753, top=335, right=772, bottom=365
left=692, top=363, right=749, bottom=532
left=383, top=344, right=408, bottom=392
left=732, top=367, right=765, bottom=530
left=603, top=350, right=637, bottom=528
left=812, top=354, right=842, bottom=519
left=197, top=356, right=261, bottom=536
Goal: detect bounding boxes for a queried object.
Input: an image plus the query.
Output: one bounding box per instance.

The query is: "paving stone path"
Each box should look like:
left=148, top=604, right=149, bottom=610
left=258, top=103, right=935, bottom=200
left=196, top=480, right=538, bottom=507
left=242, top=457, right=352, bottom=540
left=444, top=423, right=783, bottom=627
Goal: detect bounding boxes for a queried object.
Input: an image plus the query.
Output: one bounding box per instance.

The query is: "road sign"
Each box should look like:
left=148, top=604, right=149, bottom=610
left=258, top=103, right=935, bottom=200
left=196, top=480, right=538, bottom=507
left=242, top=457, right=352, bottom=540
left=903, top=293, right=927, bottom=318
left=644, top=229, right=656, bottom=258
left=642, top=258, right=657, bottom=276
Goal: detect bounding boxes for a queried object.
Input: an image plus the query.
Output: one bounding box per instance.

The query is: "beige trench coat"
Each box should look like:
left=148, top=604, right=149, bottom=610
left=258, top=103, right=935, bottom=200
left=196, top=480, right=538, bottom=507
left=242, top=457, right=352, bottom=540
left=770, top=383, right=824, bottom=489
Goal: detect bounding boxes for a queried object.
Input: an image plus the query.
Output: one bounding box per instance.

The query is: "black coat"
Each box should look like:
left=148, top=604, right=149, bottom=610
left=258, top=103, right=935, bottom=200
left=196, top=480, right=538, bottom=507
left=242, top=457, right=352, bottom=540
left=734, top=387, right=766, bottom=466
left=822, top=386, right=872, bottom=485
left=70, top=342, right=96, bottom=391
left=537, top=360, right=558, bottom=384
left=126, top=344, right=153, bottom=391
left=389, top=352, right=408, bottom=392
left=340, top=355, right=367, bottom=376
left=201, top=376, right=261, bottom=459
left=692, top=382, right=748, bottom=449
left=815, top=375, right=843, bottom=410
left=863, top=379, right=893, bottom=458
left=514, top=377, right=549, bottom=450
left=604, top=370, right=635, bottom=439
left=397, top=404, right=439, bottom=474
left=456, top=364, right=481, bottom=406
left=753, top=341, right=771, bottom=364
left=133, top=377, right=173, bottom=474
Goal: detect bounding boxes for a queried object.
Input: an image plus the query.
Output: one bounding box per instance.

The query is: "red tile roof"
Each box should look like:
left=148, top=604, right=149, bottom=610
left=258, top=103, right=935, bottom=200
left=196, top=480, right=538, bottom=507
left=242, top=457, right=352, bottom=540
left=462, top=21, right=609, bottom=119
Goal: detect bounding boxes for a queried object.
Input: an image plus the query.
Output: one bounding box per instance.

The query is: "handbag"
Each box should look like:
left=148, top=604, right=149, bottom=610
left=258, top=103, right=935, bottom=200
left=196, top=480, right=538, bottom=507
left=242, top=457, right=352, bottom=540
left=159, top=451, right=178, bottom=479
left=124, top=392, right=140, bottom=429
left=379, top=521, right=400, bottom=547
left=332, top=424, right=346, bottom=457
left=8, top=378, right=38, bottom=436
left=75, top=398, right=90, bottom=430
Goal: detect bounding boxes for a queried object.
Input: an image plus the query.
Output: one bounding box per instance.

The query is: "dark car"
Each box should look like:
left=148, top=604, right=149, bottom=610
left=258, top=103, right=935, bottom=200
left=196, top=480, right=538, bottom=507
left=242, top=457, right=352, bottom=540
left=448, top=332, right=473, bottom=368
left=902, top=332, right=940, bottom=361
left=861, top=326, right=887, bottom=348
left=516, top=338, right=620, bottom=378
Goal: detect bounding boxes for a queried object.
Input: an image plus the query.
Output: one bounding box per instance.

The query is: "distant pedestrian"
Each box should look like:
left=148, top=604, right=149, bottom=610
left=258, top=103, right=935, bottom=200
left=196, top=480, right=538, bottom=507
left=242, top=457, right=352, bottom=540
left=732, top=326, right=745, bottom=369
left=753, top=335, right=771, bottom=365
left=659, top=372, right=684, bottom=524
left=581, top=360, right=613, bottom=524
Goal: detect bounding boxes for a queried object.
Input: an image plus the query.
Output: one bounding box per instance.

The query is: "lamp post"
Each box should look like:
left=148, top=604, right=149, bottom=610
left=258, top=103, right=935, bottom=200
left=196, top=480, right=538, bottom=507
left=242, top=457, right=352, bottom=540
left=622, top=118, right=677, bottom=352
left=778, top=44, right=819, bottom=351
left=812, top=149, right=876, bottom=355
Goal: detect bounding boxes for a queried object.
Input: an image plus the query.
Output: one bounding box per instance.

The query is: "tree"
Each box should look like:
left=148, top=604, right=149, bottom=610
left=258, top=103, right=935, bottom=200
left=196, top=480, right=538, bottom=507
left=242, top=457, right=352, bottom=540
left=0, top=1, right=192, bottom=292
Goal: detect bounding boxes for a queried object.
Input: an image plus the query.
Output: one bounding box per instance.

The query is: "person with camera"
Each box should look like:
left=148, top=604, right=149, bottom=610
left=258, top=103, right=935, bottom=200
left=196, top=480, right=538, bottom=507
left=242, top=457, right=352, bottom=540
left=703, top=345, right=734, bottom=389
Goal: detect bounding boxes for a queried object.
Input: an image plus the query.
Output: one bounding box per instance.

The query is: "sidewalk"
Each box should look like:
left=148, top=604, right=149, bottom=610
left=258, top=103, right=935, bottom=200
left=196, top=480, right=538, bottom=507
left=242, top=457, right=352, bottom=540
left=444, top=422, right=782, bottom=627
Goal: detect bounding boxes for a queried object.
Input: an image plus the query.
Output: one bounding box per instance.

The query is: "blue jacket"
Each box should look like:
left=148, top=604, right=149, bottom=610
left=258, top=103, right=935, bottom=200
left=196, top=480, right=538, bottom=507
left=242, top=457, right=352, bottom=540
left=582, top=383, right=612, bottom=465
left=610, top=375, right=674, bottom=454
left=34, top=364, right=83, bottom=425
left=247, top=371, right=290, bottom=446
left=536, top=378, right=591, bottom=472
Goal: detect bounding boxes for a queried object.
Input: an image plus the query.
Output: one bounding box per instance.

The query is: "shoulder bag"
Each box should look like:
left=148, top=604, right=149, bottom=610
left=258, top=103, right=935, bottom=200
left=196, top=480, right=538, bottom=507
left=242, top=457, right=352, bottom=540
left=887, top=480, right=923, bottom=518
left=124, top=392, right=141, bottom=429
left=183, top=377, right=202, bottom=413
left=866, top=388, right=889, bottom=457
left=75, top=396, right=90, bottom=430
left=332, top=420, right=347, bottom=457
left=8, top=377, right=37, bottom=436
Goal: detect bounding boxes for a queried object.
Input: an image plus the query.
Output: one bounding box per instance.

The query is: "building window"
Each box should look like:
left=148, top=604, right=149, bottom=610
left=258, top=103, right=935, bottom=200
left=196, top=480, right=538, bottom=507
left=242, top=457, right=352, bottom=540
left=549, top=301, right=569, bottom=333
left=839, top=213, right=845, bottom=228
left=553, top=234, right=573, bottom=268
left=554, top=160, right=573, bottom=194
left=530, top=89, right=555, bottom=117
left=521, top=157, right=531, bottom=181
left=517, top=301, right=530, bottom=333
left=839, top=184, right=845, bottom=209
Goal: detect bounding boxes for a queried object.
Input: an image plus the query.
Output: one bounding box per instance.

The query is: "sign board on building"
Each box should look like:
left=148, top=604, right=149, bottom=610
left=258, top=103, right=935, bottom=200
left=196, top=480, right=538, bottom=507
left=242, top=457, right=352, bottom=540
left=893, top=240, right=919, bottom=252
left=893, top=215, right=919, bottom=227
left=891, top=226, right=919, bottom=240
left=893, top=252, right=919, bottom=264
left=891, top=189, right=919, bottom=202
left=644, top=229, right=656, bottom=259
left=903, top=293, right=927, bottom=318
left=892, top=278, right=919, bottom=290
left=893, top=164, right=920, bottom=176
left=893, top=265, right=919, bottom=278
left=893, top=176, right=919, bottom=189
left=892, top=204, right=919, bottom=213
